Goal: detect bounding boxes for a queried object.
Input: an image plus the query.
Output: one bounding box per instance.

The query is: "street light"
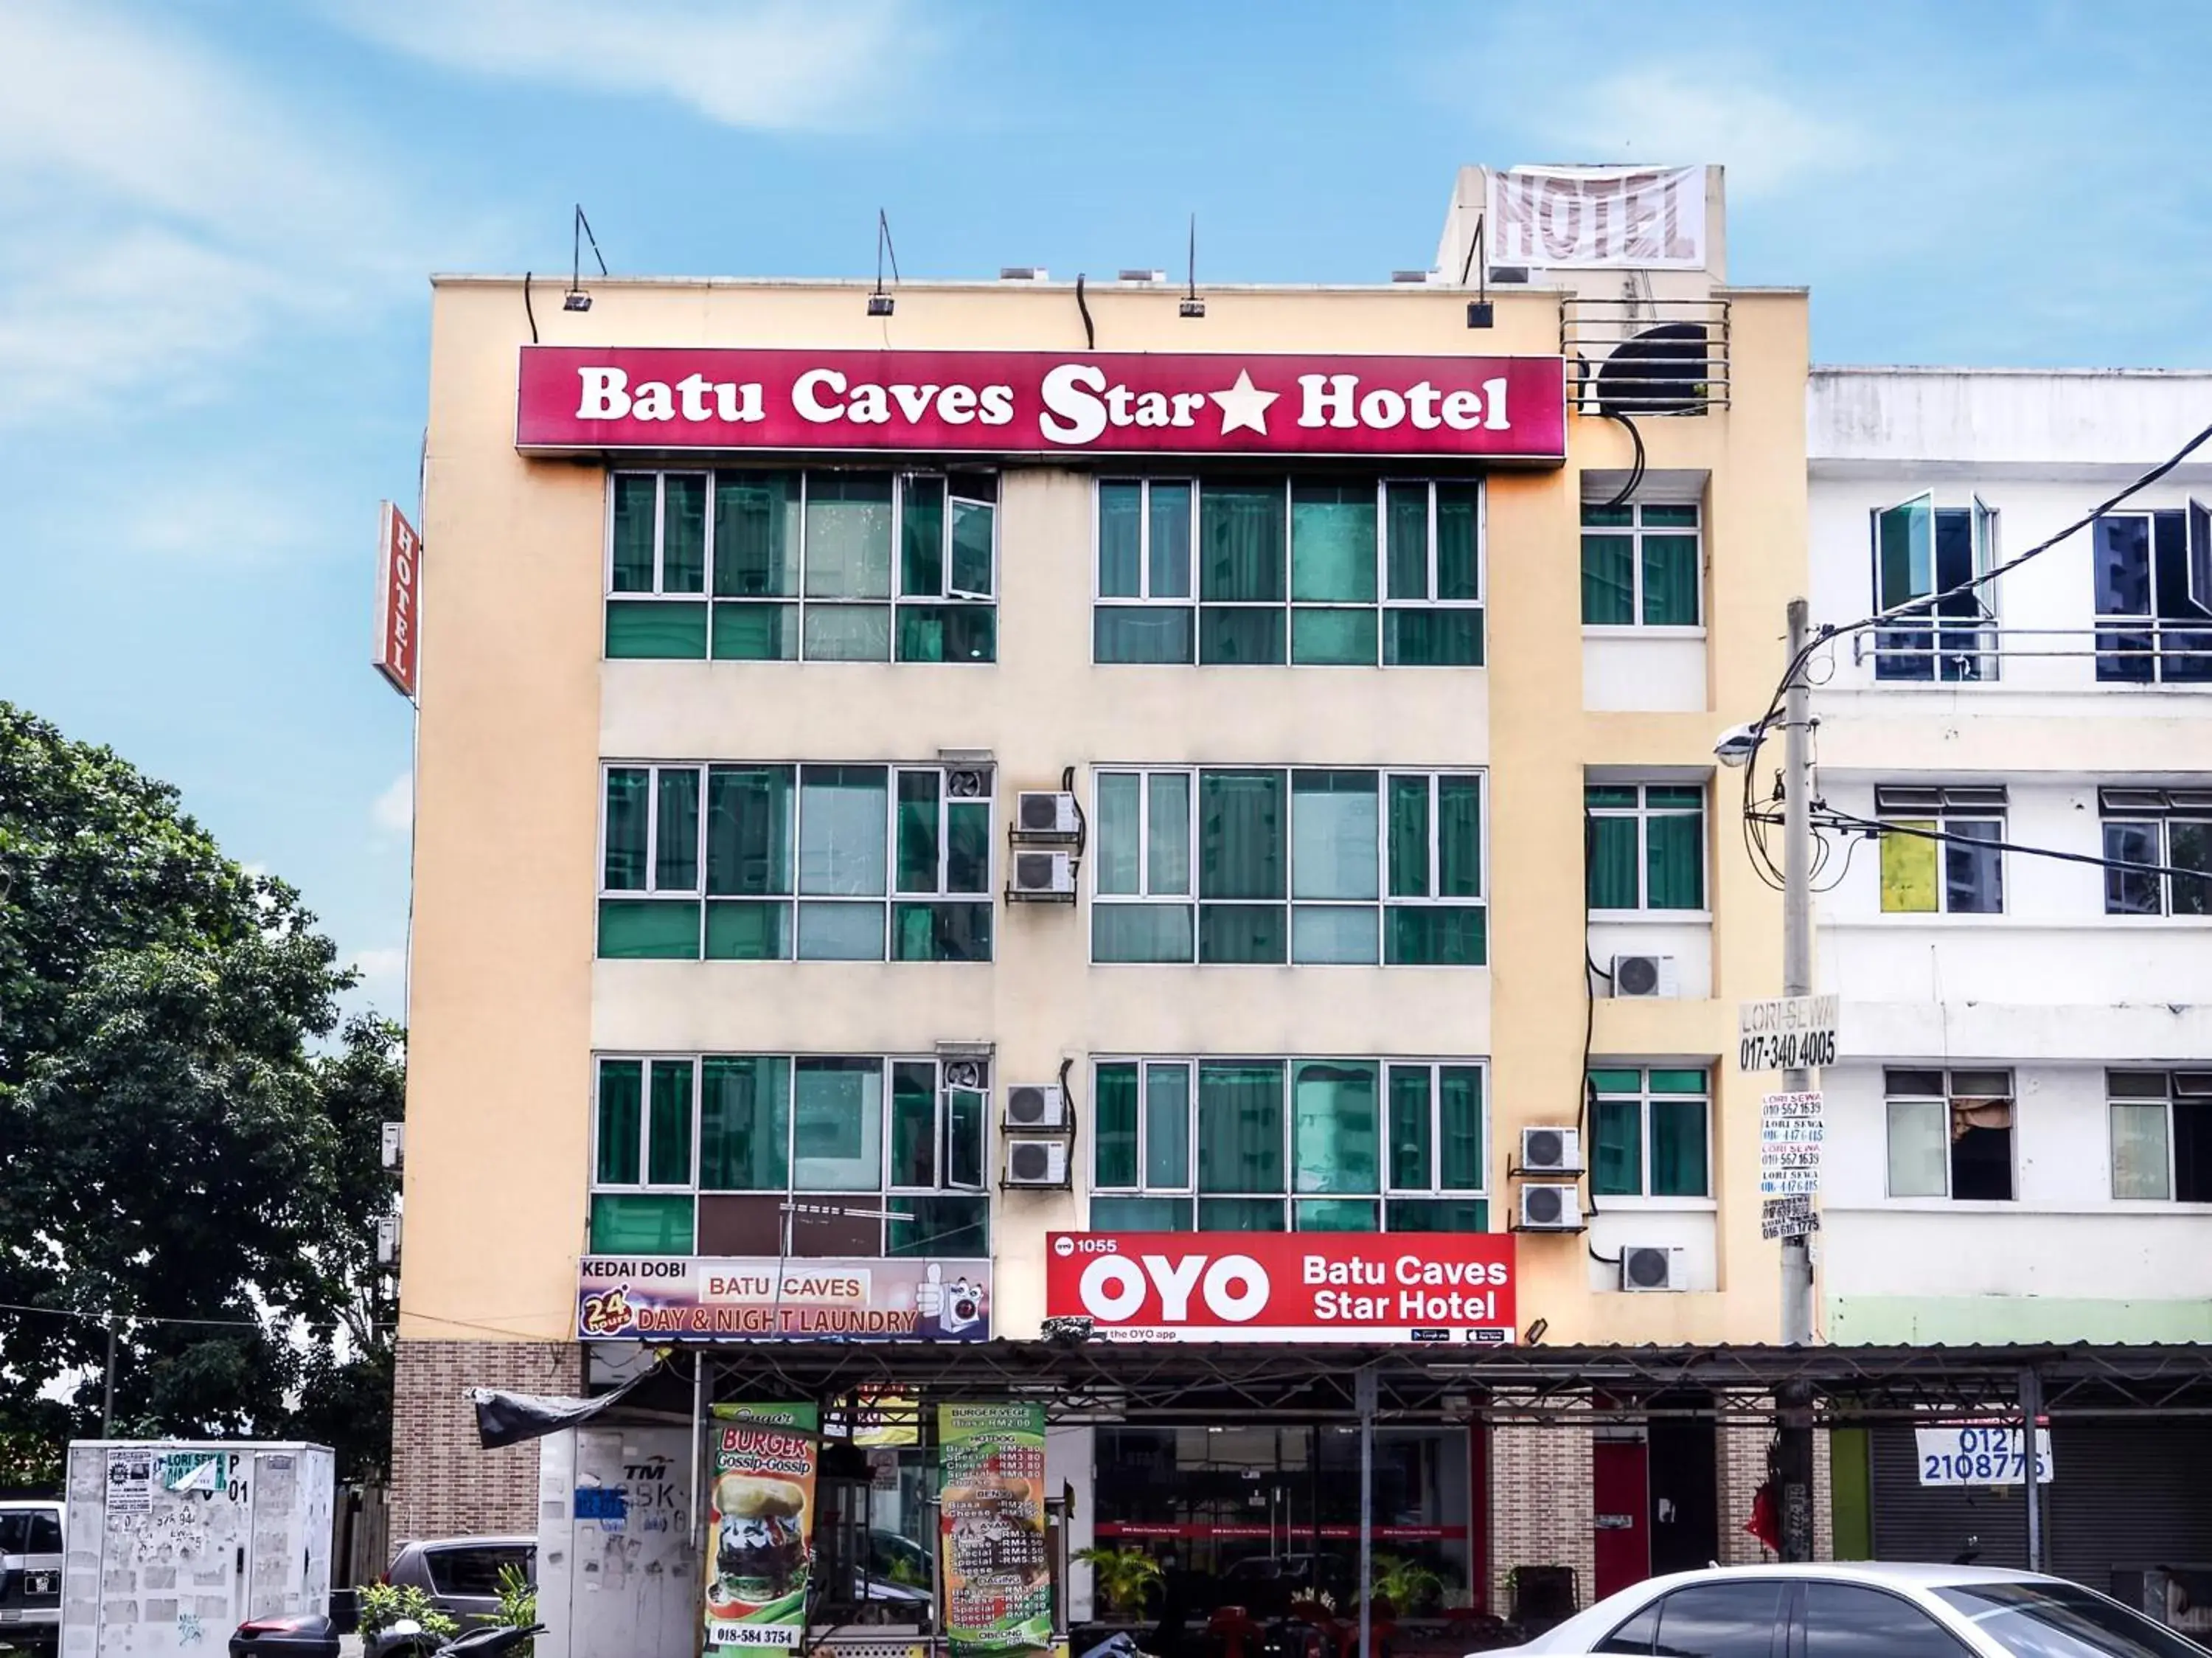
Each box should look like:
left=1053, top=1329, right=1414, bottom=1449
left=1713, top=720, right=1767, bottom=768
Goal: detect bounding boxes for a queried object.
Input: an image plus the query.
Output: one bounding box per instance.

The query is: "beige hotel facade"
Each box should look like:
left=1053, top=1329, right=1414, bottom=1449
left=394, top=165, right=1813, bottom=1610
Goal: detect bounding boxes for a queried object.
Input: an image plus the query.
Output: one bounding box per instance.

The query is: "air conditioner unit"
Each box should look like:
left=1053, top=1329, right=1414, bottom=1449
left=1520, top=1126, right=1583, bottom=1176
left=1517, top=1183, right=1584, bottom=1232
left=380, top=1121, right=405, bottom=1170
left=1014, top=791, right=1082, bottom=839
left=1003, top=1139, right=1071, bottom=1188
left=375, top=1213, right=402, bottom=1265
left=1009, top=850, right=1077, bottom=901
left=1620, top=1246, right=1688, bottom=1293
left=1005, top=1083, right=1069, bottom=1131
left=1611, top=954, right=1680, bottom=999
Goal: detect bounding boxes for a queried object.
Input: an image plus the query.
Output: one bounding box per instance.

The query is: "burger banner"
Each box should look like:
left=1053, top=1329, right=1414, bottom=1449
left=938, top=1403, right=1052, bottom=1654
left=706, top=1403, right=818, bottom=1649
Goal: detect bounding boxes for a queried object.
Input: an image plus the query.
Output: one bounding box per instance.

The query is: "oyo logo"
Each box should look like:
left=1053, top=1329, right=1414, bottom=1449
left=1077, top=1252, right=1270, bottom=1324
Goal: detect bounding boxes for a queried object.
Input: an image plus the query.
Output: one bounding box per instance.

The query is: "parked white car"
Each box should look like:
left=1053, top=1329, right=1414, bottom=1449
left=1478, top=1562, right=2211, bottom=1658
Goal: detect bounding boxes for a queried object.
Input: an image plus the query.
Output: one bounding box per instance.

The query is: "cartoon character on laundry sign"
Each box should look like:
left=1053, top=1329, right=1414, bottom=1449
left=914, top=1263, right=984, bottom=1336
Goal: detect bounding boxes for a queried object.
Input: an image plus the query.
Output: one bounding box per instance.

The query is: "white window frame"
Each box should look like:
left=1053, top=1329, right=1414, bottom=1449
left=1088, top=766, right=1487, bottom=965
left=1579, top=499, right=1705, bottom=632
left=884, top=763, right=998, bottom=902
left=605, top=471, right=711, bottom=599
left=1589, top=1068, right=1714, bottom=1200
left=1089, top=1058, right=1197, bottom=1197
left=1092, top=476, right=1487, bottom=665
left=894, top=470, right=1001, bottom=606
left=598, top=763, right=706, bottom=898
left=597, top=761, right=995, bottom=962
left=2107, top=1071, right=2212, bottom=1203
left=1874, top=785, right=2008, bottom=916
left=1378, top=476, right=1487, bottom=621
left=1863, top=493, right=2000, bottom=681
left=2100, top=788, right=2212, bottom=918
left=1882, top=1067, right=2016, bottom=1201
left=607, top=468, right=998, bottom=663
left=1088, top=1055, right=1489, bottom=1221
left=1585, top=782, right=1708, bottom=916
left=590, top=1052, right=988, bottom=1202
left=590, top=1053, right=700, bottom=1194
left=1381, top=1060, right=1492, bottom=1198
left=1092, top=477, right=1197, bottom=605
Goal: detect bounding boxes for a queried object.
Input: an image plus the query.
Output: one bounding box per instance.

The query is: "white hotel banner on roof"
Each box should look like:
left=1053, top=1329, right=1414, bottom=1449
left=1487, top=164, right=1707, bottom=270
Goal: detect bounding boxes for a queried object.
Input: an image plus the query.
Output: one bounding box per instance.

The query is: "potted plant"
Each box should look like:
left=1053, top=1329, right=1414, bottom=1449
left=1074, top=1545, right=1165, bottom=1621
left=1370, top=1553, right=1445, bottom=1617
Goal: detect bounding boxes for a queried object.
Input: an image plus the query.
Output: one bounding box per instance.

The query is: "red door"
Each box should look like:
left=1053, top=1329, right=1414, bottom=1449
left=1592, top=1439, right=1650, bottom=1600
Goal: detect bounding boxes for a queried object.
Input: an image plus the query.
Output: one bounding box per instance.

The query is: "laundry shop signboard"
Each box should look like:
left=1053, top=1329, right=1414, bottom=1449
left=1046, top=1232, right=1517, bottom=1344
left=515, top=347, right=1568, bottom=461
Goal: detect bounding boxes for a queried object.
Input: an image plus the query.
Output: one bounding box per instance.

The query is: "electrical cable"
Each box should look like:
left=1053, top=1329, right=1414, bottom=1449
left=522, top=271, right=538, bottom=344
left=1814, top=808, right=2212, bottom=884
left=1075, top=273, right=1095, bottom=350
left=1579, top=811, right=1613, bottom=1256
left=1733, top=414, right=2212, bottom=805
left=1598, top=412, right=1646, bottom=510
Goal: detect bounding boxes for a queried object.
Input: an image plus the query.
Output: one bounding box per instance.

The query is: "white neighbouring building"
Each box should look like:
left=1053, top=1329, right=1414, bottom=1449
left=1806, top=367, right=2212, bottom=1578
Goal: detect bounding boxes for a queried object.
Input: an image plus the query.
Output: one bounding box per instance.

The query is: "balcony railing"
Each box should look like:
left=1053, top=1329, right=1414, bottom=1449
left=1561, top=296, right=1731, bottom=415
left=1851, top=623, right=2212, bottom=687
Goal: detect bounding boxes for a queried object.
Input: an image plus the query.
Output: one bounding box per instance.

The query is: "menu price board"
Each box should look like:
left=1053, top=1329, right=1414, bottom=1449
left=938, top=1404, right=1051, bottom=1654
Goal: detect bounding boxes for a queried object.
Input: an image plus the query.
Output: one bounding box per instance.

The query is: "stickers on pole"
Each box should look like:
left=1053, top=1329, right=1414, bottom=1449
left=1760, top=1091, right=1824, bottom=1232
left=704, top=1403, right=818, bottom=1650
left=1738, top=994, right=1839, bottom=1072
left=939, top=1404, right=1051, bottom=1655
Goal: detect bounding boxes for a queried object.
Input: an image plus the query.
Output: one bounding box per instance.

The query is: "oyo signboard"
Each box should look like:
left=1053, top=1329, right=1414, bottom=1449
left=1045, top=1232, right=1515, bottom=1344
left=515, top=347, right=1568, bottom=461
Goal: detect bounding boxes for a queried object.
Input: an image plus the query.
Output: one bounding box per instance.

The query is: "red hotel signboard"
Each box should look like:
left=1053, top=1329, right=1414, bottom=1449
left=515, top=347, right=1567, bottom=462
left=1045, top=1232, right=1516, bottom=1344
left=372, top=500, right=421, bottom=700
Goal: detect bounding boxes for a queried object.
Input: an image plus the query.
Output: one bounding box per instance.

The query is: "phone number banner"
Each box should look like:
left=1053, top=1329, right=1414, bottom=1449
left=939, top=1404, right=1051, bottom=1654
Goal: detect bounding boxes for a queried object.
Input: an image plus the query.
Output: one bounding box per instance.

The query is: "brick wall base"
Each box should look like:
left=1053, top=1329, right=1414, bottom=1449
left=391, top=1338, right=583, bottom=1543
left=1488, top=1411, right=1836, bottom=1613
left=1489, top=1420, right=1597, bottom=1612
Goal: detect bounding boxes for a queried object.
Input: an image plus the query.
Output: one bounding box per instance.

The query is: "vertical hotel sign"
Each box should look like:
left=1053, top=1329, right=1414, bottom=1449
left=705, top=1403, right=819, bottom=1650
left=939, top=1404, right=1051, bottom=1654
left=373, top=501, right=421, bottom=699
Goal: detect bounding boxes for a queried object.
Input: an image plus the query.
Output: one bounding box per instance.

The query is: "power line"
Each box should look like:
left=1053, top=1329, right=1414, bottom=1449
left=1811, top=810, right=2212, bottom=887
left=1733, top=415, right=2212, bottom=893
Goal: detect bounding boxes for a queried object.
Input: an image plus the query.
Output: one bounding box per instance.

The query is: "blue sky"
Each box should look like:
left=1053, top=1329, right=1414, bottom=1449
left=4, top=0, right=2211, bottom=1023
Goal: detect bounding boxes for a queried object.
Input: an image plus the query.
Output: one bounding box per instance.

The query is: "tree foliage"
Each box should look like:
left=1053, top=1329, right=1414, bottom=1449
left=0, top=701, right=396, bottom=1479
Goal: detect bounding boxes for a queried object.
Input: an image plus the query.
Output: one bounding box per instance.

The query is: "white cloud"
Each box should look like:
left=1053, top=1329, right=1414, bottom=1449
left=372, top=771, right=414, bottom=837
left=1513, top=62, right=1873, bottom=201
left=318, top=0, right=928, bottom=131
left=351, top=946, right=408, bottom=983
left=0, top=1, right=441, bottom=424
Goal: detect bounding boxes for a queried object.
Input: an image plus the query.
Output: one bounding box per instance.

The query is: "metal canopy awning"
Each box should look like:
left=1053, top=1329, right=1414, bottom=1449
left=599, top=1341, right=2212, bottom=1425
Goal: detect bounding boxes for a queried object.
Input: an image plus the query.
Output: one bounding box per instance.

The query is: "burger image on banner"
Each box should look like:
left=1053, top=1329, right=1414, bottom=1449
left=706, top=1404, right=820, bottom=1648
left=712, top=1474, right=810, bottom=1610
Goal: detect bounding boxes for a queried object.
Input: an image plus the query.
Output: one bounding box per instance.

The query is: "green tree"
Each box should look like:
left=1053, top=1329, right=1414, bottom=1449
left=289, top=1014, right=403, bottom=1480
left=0, top=702, right=389, bottom=1462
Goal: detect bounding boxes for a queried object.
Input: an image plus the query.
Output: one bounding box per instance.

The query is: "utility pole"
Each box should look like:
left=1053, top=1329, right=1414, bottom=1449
left=1777, top=597, right=1817, bottom=1562
left=102, top=1311, right=117, bottom=1437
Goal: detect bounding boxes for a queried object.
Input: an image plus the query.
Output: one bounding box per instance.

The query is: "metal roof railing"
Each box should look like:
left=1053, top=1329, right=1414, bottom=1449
left=1562, top=295, right=1731, bottom=415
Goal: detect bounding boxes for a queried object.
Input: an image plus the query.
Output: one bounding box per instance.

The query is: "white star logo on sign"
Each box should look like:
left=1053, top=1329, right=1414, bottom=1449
left=1209, top=370, right=1279, bottom=436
